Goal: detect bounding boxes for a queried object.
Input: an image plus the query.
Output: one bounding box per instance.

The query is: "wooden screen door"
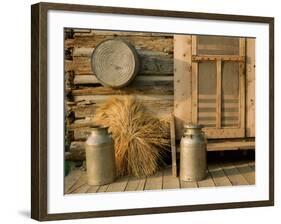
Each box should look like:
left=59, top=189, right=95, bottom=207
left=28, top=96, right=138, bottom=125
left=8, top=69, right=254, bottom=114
left=191, top=36, right=246, bottom=139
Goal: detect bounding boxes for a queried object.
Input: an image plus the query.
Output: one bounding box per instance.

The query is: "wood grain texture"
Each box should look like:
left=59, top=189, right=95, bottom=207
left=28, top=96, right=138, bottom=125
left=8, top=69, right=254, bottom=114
left=220, top=162, right=248, bottom=185
left=191, top=36, right=198, bottom=125
left=170, top=114, right=177, bottom=177
left=64, top=169, right=83, bottom=193
left=173, top=35, right=192, bottom=139
left=162, top=167, right=180, bottom=189
left=208, top=164, right=232, bottom=186
left=144, top=170, right=163, bottom=190
left=246, top=38, right=255, bottom=137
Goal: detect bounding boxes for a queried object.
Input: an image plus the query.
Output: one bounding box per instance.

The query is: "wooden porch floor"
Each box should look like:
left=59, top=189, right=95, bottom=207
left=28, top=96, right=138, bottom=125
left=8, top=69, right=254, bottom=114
left=65, top=160, right=255, bottom=194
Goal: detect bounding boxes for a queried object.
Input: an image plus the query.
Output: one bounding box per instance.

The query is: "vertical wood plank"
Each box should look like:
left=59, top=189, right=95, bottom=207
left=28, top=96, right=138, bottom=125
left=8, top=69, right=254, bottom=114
left=170, top=113, right=177, bottom=177
left=216, top=60, right=222, bottom=128
left=174, top=35, right=192, bottom=139
left=246, top=38, right=256, bottom=137
left=191, top=36, right=198, bottom=124
left=239, top=38, right=246, bottom=135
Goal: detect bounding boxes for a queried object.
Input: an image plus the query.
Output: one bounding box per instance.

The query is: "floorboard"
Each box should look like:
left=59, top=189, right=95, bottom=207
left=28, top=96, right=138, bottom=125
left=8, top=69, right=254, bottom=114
left=144, top=170, right=163, bottom=190
left=106, top=176, right=129, bottom=193
left=220, top=162, right=249, bottom=185
left=162, top=167, right=180, bottom=189
left=233, top=161, right=255, bottom=185
left=197, top=171, right=216, bottom=188
left=208, top=163, right=232, bottom=187
left=65, top=160, right=255, bottom=194
left=65, top=169, right=83, bottom=193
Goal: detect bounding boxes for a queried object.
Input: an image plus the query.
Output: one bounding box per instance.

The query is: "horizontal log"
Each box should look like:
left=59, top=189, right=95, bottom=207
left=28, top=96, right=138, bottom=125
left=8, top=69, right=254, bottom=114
left=73, top=75, right=173, bottom=85
left=73, top=94, right=173, bottom=103
left=71, top=49, right=173, bottom=75
left=65, top=35, right=173, bottom=53
left=73, top=30, right=174, bottom=37
left=70, top=99, right=173, bottom=119
left=192, top=55, right=245, bottom=62
left=72, top=82, right=173, bottom=96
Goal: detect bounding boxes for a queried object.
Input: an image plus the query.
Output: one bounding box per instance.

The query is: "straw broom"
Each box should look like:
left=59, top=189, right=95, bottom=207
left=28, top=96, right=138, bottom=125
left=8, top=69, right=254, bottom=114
left=93, top=96, right=170, bottom=177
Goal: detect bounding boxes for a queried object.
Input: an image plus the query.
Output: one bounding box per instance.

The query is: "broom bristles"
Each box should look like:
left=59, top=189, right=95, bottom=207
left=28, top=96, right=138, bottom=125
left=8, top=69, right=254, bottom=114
left=93, top=96, right=170, bottom=177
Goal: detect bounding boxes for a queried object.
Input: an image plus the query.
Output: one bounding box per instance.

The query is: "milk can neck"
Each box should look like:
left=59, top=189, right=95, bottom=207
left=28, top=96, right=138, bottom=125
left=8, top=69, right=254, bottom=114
left=183, top=124, right=203, bottom=136
left=90, top=125, right=108, bottom=135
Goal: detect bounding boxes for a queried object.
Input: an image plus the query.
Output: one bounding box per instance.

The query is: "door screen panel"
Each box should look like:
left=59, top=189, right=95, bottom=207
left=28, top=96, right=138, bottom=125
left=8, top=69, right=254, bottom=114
left=198, top=62, right=216, bottom=128
left=192, top=35, right=245, bottom=139
left=197, top=36, right=240, bottom=55
left=222, top=62, right=240, bottom=128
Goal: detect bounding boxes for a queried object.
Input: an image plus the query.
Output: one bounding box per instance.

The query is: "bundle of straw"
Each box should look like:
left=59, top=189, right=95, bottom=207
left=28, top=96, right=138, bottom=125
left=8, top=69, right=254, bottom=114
left=93, top=96, right=170, bottom=177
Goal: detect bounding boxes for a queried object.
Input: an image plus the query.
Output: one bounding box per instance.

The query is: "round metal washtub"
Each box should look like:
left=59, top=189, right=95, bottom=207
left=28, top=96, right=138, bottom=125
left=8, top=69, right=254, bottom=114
left=91, top=39, right=140, bottom=88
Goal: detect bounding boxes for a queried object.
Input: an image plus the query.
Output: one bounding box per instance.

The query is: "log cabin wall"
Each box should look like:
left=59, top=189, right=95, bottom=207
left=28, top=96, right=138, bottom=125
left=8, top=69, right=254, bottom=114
left=64, top=29, right=255, bottom=161
left=64, top=29, right=174, bottom=160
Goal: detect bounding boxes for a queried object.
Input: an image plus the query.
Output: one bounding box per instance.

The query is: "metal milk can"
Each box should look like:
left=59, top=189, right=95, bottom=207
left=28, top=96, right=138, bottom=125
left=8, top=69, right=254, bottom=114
left=180, top=124, right=207, bottom=182
left=85, top=125, right=116, bottom=185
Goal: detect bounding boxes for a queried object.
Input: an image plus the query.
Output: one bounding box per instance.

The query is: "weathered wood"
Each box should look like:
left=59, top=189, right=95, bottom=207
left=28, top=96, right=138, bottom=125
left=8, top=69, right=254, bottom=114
left=207, top=140, right=255, bottom=151
left=73, top=94, right=173, bottom=103
left=72, top=48, right=173, bottom=75
left=106, top=176, right=129, bottom=192
left=220, top=162, right=248, bottom=185
left=162, top=167, right=180, bottom=189
left=97, top=184, right=110, bottom=193
left=73, top=30, right=173, bottom=37
left=64, top=160, right=255, bottom=194
left=208, top=164, right=232, bottom=186
left=67, top=172, right=88, bottom=193
left=170, top=114, right=177, bottom=177
left=173, top=35, right=192, bottom=139
left=239, top=38, right=246, bottom=136
left=144, top=170, right=163, bottom=190
left=65, top=35, right=173, bottom=53
left=125, top=176, right=146, bottom=191
left=192, top=55, right=245, bottom=62
left=71, top=84, right=174, bottom=96
left=71, top=100, right=173, bottom=119
left=216, top=60, right=222, bottom=128
left=233, top=161, right=255, bottom=184
left=73, top=75, right=173, bottom=85
left=203, top=128, right=245, bottom=139
left=191, top=36, right=198, bottom=125
left=64, top=169, right=83, bottom=193
left=87, top=185, right=100, bottom=193
left=246, top=38, right=255, bottom=137
left=197, top=171, right=215, bottom=188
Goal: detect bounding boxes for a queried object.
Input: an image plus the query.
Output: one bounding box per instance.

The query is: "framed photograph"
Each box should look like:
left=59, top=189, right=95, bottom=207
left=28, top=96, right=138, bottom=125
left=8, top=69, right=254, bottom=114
left=31, top=2, right=274, bottom=221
